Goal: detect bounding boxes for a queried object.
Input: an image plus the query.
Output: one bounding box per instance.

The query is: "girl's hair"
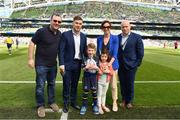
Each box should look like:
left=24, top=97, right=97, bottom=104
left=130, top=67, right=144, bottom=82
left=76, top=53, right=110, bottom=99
left=99, top=48, right=111, bottom=62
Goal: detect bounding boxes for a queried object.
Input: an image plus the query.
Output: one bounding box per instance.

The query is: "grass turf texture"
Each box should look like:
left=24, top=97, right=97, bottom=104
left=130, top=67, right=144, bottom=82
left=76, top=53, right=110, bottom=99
left=0, top=45, right=62, bottom=81
left=0, top=84, right=180, bottom=119
left=0, top=45, right=180, bottom=119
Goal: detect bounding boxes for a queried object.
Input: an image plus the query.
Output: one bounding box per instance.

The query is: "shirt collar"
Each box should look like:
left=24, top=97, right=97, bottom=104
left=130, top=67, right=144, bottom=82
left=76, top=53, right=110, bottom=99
left=72, top=29, right=80, bottom=36
left=48, top=25, right=59, bottom=35
left=121, top=32, right=131, bottom=37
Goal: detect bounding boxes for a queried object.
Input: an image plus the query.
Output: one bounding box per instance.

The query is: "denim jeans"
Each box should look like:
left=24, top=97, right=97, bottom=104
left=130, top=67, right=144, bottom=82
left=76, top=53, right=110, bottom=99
left=35, top=66, right=57, bottom=107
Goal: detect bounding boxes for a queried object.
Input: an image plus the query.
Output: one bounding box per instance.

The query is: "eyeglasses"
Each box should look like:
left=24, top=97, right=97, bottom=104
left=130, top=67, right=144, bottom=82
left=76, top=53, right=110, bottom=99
left=53, top=20, right=62, bottom=24
left=102, top=26, right=111, bottom=29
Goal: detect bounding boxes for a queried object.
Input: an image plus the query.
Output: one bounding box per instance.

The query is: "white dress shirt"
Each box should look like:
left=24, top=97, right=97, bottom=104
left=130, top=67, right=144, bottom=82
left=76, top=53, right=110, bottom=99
left=121, top=32, right=131, bottom=50
left=72, top=30, right=81, bottom=59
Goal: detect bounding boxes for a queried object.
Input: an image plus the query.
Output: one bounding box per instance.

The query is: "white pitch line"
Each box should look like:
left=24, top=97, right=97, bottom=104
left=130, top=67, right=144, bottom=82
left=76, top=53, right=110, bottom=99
left=0, top=81, right=62, bottom=83
left=60, top=112, right=68, bottom=120
left=45, top=108, right=68, bottom=120
left=1, top=81, right=180, bottom=84
left=135, top=81, right=180, bottom=83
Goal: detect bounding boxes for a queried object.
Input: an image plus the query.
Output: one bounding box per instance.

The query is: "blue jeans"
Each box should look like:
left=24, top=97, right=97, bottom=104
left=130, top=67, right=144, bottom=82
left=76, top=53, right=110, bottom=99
left=35, top=66, right=57, bottom=107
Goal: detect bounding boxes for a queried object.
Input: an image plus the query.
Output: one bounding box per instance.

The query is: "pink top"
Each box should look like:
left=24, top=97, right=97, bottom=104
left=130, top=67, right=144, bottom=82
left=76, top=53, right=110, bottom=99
left=97, top=62, right=114, bottom=82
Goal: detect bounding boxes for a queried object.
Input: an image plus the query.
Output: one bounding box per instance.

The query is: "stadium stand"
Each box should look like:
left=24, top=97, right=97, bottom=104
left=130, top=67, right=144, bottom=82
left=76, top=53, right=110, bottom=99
left=4, top=1, right=179, bottom=23
left=0, top=0, right=180, bottom=41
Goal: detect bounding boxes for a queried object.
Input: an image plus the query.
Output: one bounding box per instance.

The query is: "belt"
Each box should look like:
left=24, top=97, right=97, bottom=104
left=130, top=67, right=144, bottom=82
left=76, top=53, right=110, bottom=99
left=74, top=59, right=81, bottom=61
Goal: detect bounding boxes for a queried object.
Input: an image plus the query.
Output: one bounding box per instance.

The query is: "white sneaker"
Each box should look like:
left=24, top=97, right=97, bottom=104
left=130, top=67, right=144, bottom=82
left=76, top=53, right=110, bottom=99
left=37, top=106, right=45, bottom=118
left=98, top=106, right=104, bottom=114
left=112, top=102, right=118, bottom=112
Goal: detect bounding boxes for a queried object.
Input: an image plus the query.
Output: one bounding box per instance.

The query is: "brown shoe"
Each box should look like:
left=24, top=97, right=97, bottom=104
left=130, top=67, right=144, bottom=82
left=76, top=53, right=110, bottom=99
left=126, top=103, right=133, bottom=109
left=50, top=103, right=59, bottom=112
left=119, top=101, right=126, bottom=109
left=37, top=106, right=45, bottom=118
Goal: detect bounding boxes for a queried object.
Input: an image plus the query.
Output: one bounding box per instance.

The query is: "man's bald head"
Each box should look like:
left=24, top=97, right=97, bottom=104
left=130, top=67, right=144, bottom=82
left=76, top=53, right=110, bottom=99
left=121, top=20, right=131, bottom=36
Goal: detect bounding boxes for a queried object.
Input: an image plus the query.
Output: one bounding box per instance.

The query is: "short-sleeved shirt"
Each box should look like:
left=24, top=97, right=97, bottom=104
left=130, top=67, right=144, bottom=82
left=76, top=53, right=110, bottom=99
left=85, top=58, right=97, bottom=73
left=32, top=26, right=61, bottom=66
left=83, top=56, right=99, bottom=74
left=5, top=37, right=13, bottom=44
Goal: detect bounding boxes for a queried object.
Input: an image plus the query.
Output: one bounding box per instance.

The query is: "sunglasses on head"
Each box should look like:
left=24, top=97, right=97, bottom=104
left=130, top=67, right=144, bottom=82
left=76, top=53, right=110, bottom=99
left=102, top=26, right=111, bottom=29
left=53, top=20, right=61, bottom=24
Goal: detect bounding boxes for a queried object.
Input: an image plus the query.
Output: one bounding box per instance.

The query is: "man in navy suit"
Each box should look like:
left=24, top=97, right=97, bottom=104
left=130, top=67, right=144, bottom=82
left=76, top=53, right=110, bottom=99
left=58, top=16, right=87, bottom=113
left=118, top=20, right=144, bottom=109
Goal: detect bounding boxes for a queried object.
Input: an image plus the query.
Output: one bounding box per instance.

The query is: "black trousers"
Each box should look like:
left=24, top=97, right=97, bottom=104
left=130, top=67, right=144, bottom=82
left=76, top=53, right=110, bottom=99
left=118, top=66, right=137, bottom=104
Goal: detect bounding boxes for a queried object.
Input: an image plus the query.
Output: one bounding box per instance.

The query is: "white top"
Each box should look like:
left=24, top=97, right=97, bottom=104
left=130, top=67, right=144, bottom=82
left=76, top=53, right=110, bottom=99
left=86, top=57, right=97, bottom=73
left=121, top=32, right=130, bottom=50
left=73, top=30, right=81, bottom=59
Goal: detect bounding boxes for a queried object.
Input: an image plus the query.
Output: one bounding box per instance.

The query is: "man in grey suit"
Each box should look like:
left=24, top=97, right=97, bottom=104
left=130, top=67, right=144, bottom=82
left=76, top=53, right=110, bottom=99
left=118, top=20, right=144, bottom=109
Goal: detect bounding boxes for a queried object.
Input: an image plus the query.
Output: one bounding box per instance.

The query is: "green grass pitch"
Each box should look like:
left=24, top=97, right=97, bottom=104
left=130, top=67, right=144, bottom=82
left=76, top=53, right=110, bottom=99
left=0, top=45, right=180, bottom=119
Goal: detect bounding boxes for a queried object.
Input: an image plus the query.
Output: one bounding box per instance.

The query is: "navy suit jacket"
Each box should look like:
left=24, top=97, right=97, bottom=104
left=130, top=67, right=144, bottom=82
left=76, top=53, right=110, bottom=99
left=97, top=34, right=119, bottom=70
left=58, top=30, right=87, bottom=70
left=118, top=32, right=144, bottom=70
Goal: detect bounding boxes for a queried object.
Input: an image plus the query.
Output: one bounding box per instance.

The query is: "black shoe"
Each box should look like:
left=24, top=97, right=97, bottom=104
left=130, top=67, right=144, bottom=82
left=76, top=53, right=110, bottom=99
left=63, top=105, right=69, bottom=113
left=71, top=104, right=80, bottom=110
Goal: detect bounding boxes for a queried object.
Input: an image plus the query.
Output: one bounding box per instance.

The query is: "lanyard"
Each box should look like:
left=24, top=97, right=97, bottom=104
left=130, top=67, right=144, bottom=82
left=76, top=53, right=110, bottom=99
left=121, top=38, right=128, bottom=50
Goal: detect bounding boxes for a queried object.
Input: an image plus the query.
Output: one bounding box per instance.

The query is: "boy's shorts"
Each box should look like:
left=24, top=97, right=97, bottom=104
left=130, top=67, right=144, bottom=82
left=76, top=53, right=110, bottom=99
left=83, top=73, right=97, bottom=90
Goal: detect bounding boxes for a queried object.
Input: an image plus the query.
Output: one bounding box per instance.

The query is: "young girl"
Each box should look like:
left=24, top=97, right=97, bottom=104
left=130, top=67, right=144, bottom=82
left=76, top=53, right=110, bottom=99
left=97, top=49, right=114, bottom=114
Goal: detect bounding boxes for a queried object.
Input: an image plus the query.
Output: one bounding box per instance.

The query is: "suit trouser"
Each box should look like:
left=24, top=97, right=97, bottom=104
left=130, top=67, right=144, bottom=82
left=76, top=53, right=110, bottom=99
left=118, top=67, right=137, bottom=104
left=110, top=70, right=118, bottom=102
left=62, top=68, right=81, bottom=106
